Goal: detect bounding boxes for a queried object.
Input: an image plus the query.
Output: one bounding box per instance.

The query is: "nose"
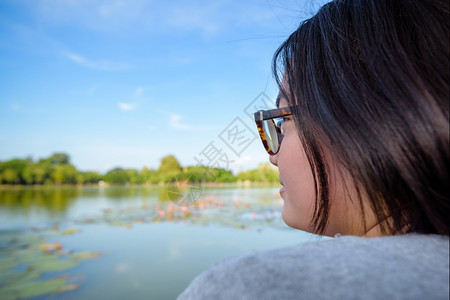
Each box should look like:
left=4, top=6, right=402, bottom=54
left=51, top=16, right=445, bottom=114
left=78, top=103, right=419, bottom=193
left=269, top=152, right=278, bottom=167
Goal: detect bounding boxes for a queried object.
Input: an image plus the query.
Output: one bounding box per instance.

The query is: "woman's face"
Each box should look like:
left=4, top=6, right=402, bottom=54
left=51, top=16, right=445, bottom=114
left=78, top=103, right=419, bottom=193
left=269, top=95, right=319, bottom=233
left=270, top=94, right=376, bottom=237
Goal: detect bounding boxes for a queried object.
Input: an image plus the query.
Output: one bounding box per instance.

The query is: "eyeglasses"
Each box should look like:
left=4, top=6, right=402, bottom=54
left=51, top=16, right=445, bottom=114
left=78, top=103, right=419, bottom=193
left=254, top=107, right=292, bottom=155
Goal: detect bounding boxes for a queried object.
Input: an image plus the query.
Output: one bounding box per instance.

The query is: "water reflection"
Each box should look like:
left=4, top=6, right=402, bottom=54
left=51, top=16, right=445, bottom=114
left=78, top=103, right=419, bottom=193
left=158, top=185, right=182, bottom=202
left=0, top=186, right=170, bottom=217
left=0, top=185, right=284, bottom=230
left=0, top=185, right=316, bottom=299
left=0, top=185, right=246, bottom=214
left=103, top=186, right=158, bottom=199
left=0, top=187, right=79, bottom=216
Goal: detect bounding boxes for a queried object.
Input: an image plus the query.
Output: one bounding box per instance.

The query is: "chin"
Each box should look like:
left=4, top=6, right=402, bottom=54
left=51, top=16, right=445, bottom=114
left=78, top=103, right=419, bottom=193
left=282, top=210, right=322, bottom=235
left=281, top=210, right=293, bottom=228
left=282, top=210, right=305, bottom=231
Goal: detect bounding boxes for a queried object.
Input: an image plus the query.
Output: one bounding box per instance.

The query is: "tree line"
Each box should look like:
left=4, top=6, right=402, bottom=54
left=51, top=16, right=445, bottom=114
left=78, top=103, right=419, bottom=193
left=0, top=153, right=279, bottom=185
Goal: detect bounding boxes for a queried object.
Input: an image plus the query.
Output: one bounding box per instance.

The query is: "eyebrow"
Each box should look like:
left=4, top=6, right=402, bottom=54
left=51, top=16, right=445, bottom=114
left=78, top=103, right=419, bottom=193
left=276, top=91, right=287, bottom=108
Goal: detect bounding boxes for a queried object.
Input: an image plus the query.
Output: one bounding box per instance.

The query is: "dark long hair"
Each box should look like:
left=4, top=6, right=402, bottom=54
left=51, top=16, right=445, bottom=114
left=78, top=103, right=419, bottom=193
left=273, top=0, right=449, bottom=236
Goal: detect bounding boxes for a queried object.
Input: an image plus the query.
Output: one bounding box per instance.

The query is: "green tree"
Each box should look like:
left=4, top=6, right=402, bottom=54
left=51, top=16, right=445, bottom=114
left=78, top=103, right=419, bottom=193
left=45, top=153, right=70, bottom=165
left=125, top=169, right=144, bottom=184
left=0, top=159, right=31, bottom=184
left=51, top=164, right=77, bottom=184
left=82, top=171, right=103, bottom=184
left=140, top=167, right=158, bottom=184
left=33, top=163, right=51, bottom=184
left=236, top=163, right=279, bottom=182
left=76, top=173, right=85, bottom=185
left=182, top=166, right=223, bottom=183
left=2, top=168, right=19, bottom=184
left=215, top=168, right=236, bottom=182
left=0, top=153, right=104, bottom=185
left=184, top=166, right=205, bottom=182
left=158, top=155, right=181, bottom=174
left=22, top=164, right=35, bottom=184
left=104, top=168, right=129, bottom=185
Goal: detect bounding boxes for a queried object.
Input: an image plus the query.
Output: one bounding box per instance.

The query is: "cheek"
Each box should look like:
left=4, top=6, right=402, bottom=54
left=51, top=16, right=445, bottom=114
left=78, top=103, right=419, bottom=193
left=278, top=134, right=316, bottom=231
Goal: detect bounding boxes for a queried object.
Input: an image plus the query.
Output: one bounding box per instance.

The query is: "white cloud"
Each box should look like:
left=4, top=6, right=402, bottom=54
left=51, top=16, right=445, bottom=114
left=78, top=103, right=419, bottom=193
left=134, top=87, right=144, bottom=96
left=10, top=103, right=21, bottom=111
left=162, top=111, right=222, bottom=131
left=30, top=0, right=288, bottom=37
left=63, top=52, right=131, bottom=71
left=97, top=0, right=129, bottom=18
left=86, top=84, right=99, bottom=94
left=35, top=0, right=150, bottom=31
left=169, top=114, right=191, bottom=130
left=118, top=102, right=136, bottom=111
left=165, top=2, right=223, bottom=35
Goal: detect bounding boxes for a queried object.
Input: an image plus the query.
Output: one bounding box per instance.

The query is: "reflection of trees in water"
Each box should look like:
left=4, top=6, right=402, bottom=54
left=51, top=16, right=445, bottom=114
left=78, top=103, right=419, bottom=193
left=158, top=185, right=181, bottom=202
left=0, top=186, right=164, bottom=216
left=0, top=186, right=281, bottom=225
left=103, top=186, right=158, bottom=199
left=157, top=184, right=203, bottom=205
left=0, top=187, right=80, bottom=216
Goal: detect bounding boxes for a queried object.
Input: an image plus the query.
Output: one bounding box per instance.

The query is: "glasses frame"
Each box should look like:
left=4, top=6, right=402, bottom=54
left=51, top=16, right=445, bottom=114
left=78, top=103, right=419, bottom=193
left=254, top=107, right=292, bottom=155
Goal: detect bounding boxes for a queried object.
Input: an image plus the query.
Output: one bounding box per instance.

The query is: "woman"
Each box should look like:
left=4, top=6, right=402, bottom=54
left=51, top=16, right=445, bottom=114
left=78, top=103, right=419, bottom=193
left=178, top=0, right=449, bottom=298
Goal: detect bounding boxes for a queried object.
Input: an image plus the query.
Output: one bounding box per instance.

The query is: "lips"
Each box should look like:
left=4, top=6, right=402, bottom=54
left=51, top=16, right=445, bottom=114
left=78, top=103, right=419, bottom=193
left=279, top=179, right=285, bottom=195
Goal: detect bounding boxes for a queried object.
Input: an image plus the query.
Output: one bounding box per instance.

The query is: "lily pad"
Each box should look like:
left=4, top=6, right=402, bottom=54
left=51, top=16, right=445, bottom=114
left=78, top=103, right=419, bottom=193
left=70, top=251, right=102, bottom=261
left=9, top=234, right=42, bottom=250
left=0, top=228, right=100, bottom=300
left=0, top=290, right=16, bottom=300
left=0, top=268, right=27, bottom=286
left=16, top=248, right=60, bottom=265
left=60, top=228, right=80, bottom=235
left=13, top=269, right=42, bottom=286
left=0, top=256, right=18, bottom=270
left=33, top=259, right=79, bottom=272
left=1, top=270, right=41, bottom=292
left=2, top=277, right=68, bottom=299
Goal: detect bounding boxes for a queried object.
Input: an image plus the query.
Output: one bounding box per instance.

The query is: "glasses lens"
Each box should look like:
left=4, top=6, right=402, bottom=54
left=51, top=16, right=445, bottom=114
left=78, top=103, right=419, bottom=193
left=262, top=119, right=279, bottom=153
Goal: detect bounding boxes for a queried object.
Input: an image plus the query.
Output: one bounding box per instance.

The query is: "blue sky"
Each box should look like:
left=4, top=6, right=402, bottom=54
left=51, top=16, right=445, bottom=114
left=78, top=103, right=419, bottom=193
left=0, top=0, right=326, bottom=174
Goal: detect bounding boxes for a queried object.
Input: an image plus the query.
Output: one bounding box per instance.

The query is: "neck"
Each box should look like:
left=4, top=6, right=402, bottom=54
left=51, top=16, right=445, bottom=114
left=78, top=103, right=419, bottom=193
left=363, top=223, right=383, bottom=237
left=362, top=217, right=409, bottom=237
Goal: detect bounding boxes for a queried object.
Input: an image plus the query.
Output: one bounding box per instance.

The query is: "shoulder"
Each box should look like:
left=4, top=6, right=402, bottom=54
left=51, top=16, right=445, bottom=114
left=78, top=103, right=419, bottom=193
left=178, top=234, right=449, bottom=300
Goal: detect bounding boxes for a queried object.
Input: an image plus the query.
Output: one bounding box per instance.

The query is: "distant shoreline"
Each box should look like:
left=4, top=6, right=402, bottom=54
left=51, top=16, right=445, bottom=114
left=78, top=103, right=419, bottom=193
left=0, top=181, right=281, bottom=189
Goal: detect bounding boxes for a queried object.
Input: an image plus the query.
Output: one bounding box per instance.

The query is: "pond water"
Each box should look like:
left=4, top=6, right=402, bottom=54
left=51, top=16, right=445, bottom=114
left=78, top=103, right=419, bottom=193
left=0, top=185, right=320, bottom=299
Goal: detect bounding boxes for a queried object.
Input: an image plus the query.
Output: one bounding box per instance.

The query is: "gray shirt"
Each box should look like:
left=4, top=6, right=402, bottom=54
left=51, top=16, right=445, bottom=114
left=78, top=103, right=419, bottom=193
left=178, top=234, right=449, bottom=300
